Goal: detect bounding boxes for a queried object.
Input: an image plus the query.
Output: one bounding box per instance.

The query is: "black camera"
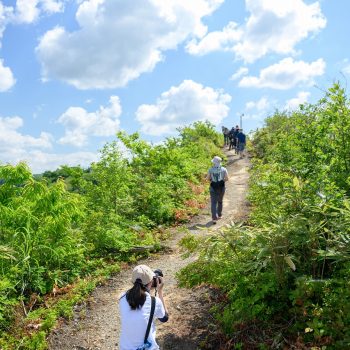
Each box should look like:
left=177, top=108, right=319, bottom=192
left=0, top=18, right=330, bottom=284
left=151, top=269, right=163, bottom=288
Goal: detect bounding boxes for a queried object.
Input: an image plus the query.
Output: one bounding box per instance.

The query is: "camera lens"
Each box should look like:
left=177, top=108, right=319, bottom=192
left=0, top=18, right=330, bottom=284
left=151, top=269, right=163, bottom=288
left=154, top=269, right=163, bottom=277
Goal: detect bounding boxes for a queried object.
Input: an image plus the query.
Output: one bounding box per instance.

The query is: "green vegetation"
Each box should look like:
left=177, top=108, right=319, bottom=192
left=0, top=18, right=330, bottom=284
left=178, top=83, right=350, bottom=349
left=0, top=121, right=223, bottom=349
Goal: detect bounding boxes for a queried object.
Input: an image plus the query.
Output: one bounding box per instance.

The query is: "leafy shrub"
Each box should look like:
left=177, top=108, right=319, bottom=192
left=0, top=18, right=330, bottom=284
left=0, top=120, right=224, bottom=347
left=179, top=84, right=350, bottom=349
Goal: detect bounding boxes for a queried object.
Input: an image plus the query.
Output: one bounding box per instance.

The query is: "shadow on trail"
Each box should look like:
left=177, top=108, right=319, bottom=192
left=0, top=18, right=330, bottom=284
left=158, top=299, right=219, bottom=350
left=188, top=221, right=214, bottom=230
left=160, top=333, right=222, bottom=350
left=159, top=334, right=199, bottom=350
left=225, top=156, right=240, bottom=166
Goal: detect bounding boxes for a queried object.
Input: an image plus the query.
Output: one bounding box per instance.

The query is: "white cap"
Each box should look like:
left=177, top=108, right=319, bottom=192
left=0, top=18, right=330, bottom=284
left=132, top=265, right=155, bottom=285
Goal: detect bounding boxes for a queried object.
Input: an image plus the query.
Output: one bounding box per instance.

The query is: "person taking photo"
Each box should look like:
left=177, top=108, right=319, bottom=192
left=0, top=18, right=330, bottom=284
left=119, top=264, right=169, bottom=350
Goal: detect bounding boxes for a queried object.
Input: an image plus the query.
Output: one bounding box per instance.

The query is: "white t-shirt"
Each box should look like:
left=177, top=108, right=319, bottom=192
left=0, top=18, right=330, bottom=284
left=119, top=292, right=166, bottom=350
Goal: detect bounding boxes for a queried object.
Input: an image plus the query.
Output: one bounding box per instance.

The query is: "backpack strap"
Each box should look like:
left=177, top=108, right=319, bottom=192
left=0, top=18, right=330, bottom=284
left=144, top=296, right=156, bottom=344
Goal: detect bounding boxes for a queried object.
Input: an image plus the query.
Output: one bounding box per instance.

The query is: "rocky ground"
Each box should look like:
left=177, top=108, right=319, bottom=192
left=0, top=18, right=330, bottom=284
left=47, top=149, right=250, bottom=350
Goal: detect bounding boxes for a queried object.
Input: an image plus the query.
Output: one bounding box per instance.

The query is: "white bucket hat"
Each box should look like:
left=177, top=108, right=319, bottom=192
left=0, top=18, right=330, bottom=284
left=211, top=156, right=222, bottom=166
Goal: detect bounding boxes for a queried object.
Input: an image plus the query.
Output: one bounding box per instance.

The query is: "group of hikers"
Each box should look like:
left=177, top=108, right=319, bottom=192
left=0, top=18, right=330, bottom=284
left=222, top=125, right=246, bottom=158
left=119, top=159, right=229, bottom=350
left=207, top=124, right=247, bottom=225
left=118, top=126, right=246, bottom=350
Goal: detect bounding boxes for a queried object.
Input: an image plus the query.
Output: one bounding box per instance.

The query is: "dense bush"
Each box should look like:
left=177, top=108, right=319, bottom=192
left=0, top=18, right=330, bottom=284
left=0, top=163, right=86, bottom=329
left=82, top=121, right=223, bottom=256
left=0, top=121, right=223, bottom=347
left=178, top=84, right=350, bottom=349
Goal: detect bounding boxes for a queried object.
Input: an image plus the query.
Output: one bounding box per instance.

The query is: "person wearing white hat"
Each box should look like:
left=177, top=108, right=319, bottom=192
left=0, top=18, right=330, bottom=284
left=207, top=156, right=229, bottom=224
left=119, top=264, right=168, bottom=349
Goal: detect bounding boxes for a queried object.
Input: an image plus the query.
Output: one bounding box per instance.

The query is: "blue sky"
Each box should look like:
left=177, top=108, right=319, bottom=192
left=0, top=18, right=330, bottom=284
left=0, top=0, right=350, bottom=173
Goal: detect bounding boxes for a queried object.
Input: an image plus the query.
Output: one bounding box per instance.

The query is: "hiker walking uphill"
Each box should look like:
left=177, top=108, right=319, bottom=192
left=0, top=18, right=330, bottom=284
left=207, top=156, right=229, bottom=224
left=236, top=129, right=246, bottom=158
left=228, top=125, right=239, bottom=152
left=222, top=126, right=230, bottom=146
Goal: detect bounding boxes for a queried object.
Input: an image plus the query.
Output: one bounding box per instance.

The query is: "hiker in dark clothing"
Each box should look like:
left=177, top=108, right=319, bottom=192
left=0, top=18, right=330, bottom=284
left=228, top=125, right=239, bottom=152
left=207, top=156, right=229, bottom=224
left=236, top=129, right=246, bottom=158
left=222, top=126, right=230, bottom=146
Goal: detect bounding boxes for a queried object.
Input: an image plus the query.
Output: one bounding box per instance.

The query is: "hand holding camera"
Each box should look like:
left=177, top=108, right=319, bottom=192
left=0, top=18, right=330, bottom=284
left=151, top=269, right=164, bottom=293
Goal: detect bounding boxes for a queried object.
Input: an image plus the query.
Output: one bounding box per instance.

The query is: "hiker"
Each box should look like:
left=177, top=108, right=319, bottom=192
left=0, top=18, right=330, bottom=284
left=236, top=129, right=246, bottom=158
left=207, top=156, right=229, bottom=224
left=228, top=125, right=239, bottom=152
left=222, top=126, right=230, bottom=146
left=119, top=264, right=169, bottom=350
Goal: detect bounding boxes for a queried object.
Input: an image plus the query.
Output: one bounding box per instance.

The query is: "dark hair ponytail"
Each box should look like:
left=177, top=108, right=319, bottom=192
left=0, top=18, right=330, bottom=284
left=126, top=279, right=147, bottom=310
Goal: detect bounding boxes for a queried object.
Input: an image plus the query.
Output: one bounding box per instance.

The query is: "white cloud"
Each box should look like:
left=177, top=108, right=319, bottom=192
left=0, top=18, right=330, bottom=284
left=0, top=115, right=52, bottom=149
left=0, top=59, right=16, bottom=91
left=285, top=91, right=310, bottom=110
left=24, top=150, right=99, bottom=174
left=12, top=0, right=64, bottom=24
left=187, top=0, right=326, bottom=63
left=242, top=96, right=274, bottom=122
left=239, top=57, right=325, bottom=90
left=0, top=115, right=101, bottom=174
left=187, top=21, right=242, bottom=55
left=245, top=97, right=269, bottom=111
left=36, top=0, right=224, bottom=89
left=342, top=59, right=350, bottom=75
left=0, top=4, right=15, bottom=92
left=40, top=0, right=65, bottom=14
left=0, top=148, right=99, bottom=174
left=13, top=0, right=40, bottom=23
left=0, top=0, right=64, bottom=91
left=136, top=79, right=231, bottom=136
left=57, top=96, right=122, bottom=147
left=0, top=114, right=99, bottom=173
left=230, top=67, right=248, bottom=81
left=0, top=0, right=63, bottom=41
left=0, top=3, right=12, bottom=44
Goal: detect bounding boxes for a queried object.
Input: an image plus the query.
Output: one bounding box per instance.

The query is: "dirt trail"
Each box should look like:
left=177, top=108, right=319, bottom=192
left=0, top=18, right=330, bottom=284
left=48, top=150, right=250, bottom=350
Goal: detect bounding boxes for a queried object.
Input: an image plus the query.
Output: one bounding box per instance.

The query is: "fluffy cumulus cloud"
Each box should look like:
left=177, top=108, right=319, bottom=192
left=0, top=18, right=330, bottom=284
left=12, top=0, right=64, bottom=24
left=57, top=96, right=122, bottom=147
left=243, top=96, right=272, bottom=121
left=188, top=0, right=326, bottom=63
left=0, top=114, right=99, bottom=173
left=0, top=0, right=64, bottom=92
left=21, top=150, right=99, bottom=174
left=136, top=79, right=231, bottom=135
left=0, top=0, right=64, bottom=31
left=239, top=57, right=326, bottom=90
left=0, top=4, right=15, bottom=92
left=245, top=97, right=269, bottom=111
left=0, top=59, right=16, bottom=91
left=36, top=0, right=224, bottom=89
left=0, top=3, right=11, bottom=42
left=0, top=115, right=52, bottom=149
left=0, top=115, right=55, bottom=171
left=0, top=148, right=99, bottom=174
left=186, top=21, right=242, bottom=55
left=285, top=91, right=310, bottom=110
left=342, top=59, right=350, bottom=75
